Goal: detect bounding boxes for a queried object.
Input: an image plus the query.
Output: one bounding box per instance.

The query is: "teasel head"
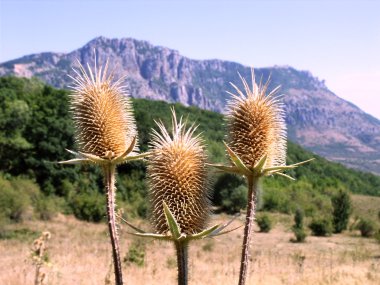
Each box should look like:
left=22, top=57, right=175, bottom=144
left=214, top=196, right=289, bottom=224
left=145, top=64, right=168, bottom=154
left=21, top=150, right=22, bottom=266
left=225, top=70, right=287, bottom=176
left=147, top=109, right=210, bottom=235
left=60, top=58, right=146, bottom=165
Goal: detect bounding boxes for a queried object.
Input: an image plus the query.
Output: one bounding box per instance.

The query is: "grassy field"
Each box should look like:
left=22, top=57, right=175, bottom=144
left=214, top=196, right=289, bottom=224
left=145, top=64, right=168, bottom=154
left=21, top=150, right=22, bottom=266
left=352, top=194, right=380, bottom=222
left=1, top=206, right=379, bottom=285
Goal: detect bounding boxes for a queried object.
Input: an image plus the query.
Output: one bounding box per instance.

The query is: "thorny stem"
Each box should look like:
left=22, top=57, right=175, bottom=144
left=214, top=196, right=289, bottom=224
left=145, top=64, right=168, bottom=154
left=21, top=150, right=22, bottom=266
left=104, top=164, right=123, bottom=285
left=175, top=241, right=189, bottom=285
left=238, top=175, right=259, bottom=285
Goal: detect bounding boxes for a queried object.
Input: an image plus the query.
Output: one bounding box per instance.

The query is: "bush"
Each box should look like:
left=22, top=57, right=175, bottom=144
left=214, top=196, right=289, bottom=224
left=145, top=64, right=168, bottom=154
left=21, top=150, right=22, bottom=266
left=213, top=173, right=247, bottom=214
left=261, top=186, right=291, bottom=213
left=69, top=192, right=105, bottom=222
left=292, top=208, right=306, bottom=242
left=374, top=230, right=380, bottom=243
left=256, top=213, right=272, bottom=233
left=0, top=176, right=36, bottom=222
left=34, top=196, right=58, bottom=220
left=124, top=240, right=145, bottom=267
left=332, top=190, right=352, bottom=233
left=309, top=216, right=333, bottom=237
left=357, top=218, right=376, bottom=237
left=294, top=208, right=304, bottom=229
left=292, top=227, right=307, bottom=243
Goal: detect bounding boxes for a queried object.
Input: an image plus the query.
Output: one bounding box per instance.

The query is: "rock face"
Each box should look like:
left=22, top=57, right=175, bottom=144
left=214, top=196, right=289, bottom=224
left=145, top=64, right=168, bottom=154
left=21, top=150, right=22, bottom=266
left=1, top=36, right=380, bottom=174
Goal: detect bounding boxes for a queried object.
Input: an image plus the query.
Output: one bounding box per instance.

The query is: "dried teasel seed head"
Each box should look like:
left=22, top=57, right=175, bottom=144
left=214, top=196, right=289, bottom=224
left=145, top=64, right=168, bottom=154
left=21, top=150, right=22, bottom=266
left=148, top=109, right=210, bottom=235
left=227, top=70, right=286, bottom=170
left=69, top=58, right=137, bottom=160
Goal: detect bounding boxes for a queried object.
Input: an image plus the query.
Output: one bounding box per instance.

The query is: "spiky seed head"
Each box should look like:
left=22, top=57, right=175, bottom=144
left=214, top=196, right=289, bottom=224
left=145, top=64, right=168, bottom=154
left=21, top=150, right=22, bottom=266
left=227, top=70, right=286, bottom=170
left=69, top=59, right=137, bottom=160
left=148, top=109, right=210, bottom=235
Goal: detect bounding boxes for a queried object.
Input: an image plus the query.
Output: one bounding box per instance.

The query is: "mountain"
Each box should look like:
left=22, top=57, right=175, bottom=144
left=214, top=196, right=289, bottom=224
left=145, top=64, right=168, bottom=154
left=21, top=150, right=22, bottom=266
left=1, top=36, right=380, bottom=174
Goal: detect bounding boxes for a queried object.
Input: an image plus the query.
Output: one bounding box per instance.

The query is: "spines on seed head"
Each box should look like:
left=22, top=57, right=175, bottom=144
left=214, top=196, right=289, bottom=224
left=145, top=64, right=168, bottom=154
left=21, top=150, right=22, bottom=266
left=226, top=70, right=286, bottom=170
left=69, top=58, right=137, bottom=160
left=148, top=108, right=210, bottom=235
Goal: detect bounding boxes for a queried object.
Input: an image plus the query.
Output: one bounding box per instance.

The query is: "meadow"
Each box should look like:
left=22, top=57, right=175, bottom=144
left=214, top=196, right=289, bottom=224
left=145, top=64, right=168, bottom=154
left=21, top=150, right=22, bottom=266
left=1, top=201, right=379, bottom=285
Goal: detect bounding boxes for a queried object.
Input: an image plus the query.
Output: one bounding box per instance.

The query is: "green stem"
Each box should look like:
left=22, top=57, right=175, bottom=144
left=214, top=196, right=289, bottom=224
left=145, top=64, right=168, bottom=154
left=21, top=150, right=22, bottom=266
left=175, top=241, right=189, bottom=285
left=238, top=175, right=259, bottom=285
left=104, top=164, right=123, bottom=285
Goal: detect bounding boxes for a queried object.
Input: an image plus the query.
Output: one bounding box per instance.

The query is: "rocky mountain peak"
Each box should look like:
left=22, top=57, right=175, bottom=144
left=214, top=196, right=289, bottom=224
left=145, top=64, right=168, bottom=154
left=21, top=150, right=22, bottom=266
left=1, top=36, right=380, bottom=174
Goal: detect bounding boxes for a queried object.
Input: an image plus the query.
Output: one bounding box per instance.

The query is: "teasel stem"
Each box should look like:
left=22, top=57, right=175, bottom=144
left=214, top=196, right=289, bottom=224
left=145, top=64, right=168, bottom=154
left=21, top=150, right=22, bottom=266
left=175, top=241, right=189, bottom=285
left=103, top=163, right=123, bottom=285
left=238, top=175, right=259, bottom=285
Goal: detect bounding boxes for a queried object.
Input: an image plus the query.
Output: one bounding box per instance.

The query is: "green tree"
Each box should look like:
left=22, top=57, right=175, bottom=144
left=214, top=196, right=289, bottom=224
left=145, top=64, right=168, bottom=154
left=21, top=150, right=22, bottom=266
left=292, top=208, right=306, bottom=242
left=309, top=216, right=333, bottom=237
left=213, top=173, right=246, bottom=214
left=256, top=214, right=272, bottom=233
left=332, top=190, right=352, bottom=233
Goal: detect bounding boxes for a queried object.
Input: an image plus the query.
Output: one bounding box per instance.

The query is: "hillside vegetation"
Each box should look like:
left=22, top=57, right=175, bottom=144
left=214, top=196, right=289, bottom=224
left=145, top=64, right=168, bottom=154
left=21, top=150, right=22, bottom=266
left=1, top=76, right=380, bottom=224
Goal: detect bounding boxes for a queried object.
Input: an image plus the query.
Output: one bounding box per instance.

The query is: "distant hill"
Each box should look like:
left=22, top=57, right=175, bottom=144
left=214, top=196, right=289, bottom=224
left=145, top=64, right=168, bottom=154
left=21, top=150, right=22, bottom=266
left=1, top=76, right=380, bottom=223
left=1, top=76, right=379, bottom=198
left=1, top=36, right=380, bottom=174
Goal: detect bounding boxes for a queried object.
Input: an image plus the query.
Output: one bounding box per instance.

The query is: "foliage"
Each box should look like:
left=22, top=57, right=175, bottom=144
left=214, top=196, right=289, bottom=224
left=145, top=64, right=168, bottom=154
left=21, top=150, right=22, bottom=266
left=0, top=174, right=56, bottom=222
left=69, top=191, right=105, bottom=222
left=256, top=214, right=272, bottom=233
left=213, top=173, right=246, bottom=214
left=309, top=216, right=333, bottom=237
left=294, top=208, right=304, bottom=229
left=357, top=218, right=376, bottom=237
left=124, top=239, right=146, bottom=267
left=0, top=228, right=39, bottom=241
left=292, top=227, right=307, bottom=243
left=374, top=230, right=380, bottom=243
left=292, top=208, right=306, bottom=242
left=1, top=77, right=380, bottom=222
left=332, top=190, right=352, bottom=233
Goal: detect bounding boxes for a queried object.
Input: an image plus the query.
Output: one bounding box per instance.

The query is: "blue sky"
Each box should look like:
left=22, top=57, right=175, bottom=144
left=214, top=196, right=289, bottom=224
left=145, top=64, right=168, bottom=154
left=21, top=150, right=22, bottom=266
left=1, top=0, right=379, bottom=119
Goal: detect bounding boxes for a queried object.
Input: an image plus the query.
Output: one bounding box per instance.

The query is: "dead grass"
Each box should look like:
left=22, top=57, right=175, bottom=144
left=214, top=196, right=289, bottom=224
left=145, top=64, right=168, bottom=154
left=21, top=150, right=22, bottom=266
left=352, top=194, right=380, bottom=223
left=0, top=213, right=379, bottom=285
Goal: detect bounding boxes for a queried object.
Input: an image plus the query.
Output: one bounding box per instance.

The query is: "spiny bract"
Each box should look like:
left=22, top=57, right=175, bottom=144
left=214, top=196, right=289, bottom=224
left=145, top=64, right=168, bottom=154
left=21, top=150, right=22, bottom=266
left=69, top=59, right=137, bottom=160
left=148, top=110, right=210, bottom=235
left=227, top=70, right=286, bottom=171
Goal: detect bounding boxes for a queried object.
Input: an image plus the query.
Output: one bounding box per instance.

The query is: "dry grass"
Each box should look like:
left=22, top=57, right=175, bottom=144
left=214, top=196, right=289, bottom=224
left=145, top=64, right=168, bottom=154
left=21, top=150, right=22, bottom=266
left=1, top=213, right=379, bottom=285
left=352, top=194, right=380, bottom=223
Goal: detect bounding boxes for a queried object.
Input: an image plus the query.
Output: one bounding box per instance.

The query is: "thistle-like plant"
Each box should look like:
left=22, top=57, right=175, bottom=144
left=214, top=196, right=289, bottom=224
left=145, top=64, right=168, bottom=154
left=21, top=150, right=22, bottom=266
left=124, top=109, right=237, bottom=285
left=60, top=58, right=149, bottom=285
left=31, top=231, right=51, bottom=285
left=211, top=70, right=312, bottom=285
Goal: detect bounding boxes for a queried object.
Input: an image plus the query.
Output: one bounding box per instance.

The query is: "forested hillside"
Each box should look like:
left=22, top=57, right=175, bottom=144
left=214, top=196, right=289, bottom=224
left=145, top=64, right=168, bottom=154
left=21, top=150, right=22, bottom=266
left=1, top=76, right=379, bottom=224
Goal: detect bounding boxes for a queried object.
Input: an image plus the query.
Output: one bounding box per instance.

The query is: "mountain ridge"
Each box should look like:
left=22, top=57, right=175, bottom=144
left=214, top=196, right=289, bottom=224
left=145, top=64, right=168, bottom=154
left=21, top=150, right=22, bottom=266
left=1, top=36, right=380, bottom=174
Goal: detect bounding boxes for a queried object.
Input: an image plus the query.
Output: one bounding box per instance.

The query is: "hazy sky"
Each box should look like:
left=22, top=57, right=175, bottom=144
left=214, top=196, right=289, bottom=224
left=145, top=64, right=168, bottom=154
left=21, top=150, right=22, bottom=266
left=1, top=0, right=379, bottom=119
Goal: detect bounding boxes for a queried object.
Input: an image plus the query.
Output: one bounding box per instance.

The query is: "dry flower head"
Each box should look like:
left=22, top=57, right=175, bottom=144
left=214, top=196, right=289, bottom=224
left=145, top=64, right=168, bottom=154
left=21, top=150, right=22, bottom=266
left=69, top=58, right=137, bottom=160
left=148, top=109, right=210, bottom=235
left=227, top=70, right=286, bottom=171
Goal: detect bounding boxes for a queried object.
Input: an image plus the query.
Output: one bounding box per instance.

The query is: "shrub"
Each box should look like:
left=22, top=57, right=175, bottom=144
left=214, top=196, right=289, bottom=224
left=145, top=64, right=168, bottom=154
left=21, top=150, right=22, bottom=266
left=374, top=230, right=380, bottom=243
left=309, top=216, right=333, bottom=237
left=292, top=208, right=306, bottom=242
left=357, top=218, right=376, bottom=237
left=0, top=177, right=33, bottom=222
left=332, top=190, right=352, bottom=233
left=256, top=214, right=272, bottom=233
left=213, top=173, right=247, bottom=214
left=34, top=196, right=58, bottom=221
left=69, top=192, right=105, bottom=222
left=293, top=227, right=307, bottom=243
left=294, top=208, right=304, bottom=229
left=124, top=240, right=146, bottom=267
left=261, top=186, right=291, bottom=213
